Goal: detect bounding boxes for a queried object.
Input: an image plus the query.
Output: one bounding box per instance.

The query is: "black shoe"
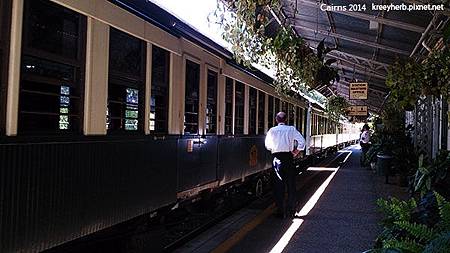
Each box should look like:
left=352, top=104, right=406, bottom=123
left=286, top=209, right=296, bottom=218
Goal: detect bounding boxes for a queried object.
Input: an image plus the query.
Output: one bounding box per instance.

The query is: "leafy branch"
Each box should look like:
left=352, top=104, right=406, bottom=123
left=211, top=0, right=340, bottom=96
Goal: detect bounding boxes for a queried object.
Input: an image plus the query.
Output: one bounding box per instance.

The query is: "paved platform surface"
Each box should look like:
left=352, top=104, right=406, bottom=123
left=176, top=145, right=408, bottom=253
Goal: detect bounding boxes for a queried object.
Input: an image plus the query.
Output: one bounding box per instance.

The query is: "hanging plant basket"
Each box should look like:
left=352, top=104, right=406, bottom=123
left=326, top=95, right=349, bottom=122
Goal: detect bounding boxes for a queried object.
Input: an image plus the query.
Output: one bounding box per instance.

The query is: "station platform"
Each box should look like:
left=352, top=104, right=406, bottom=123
left=175, top=145, right=408, bottom=253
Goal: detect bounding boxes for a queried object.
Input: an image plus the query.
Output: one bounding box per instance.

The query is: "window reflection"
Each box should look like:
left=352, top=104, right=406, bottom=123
left=184, top=60, right=200, bottom=135
left=206, top=70, right=217, bottom=134
left=18, top=0, right=85, bottom=134
left=150, top=46, right=169, bottom=133
left=107, top=28, right=145, bottom=132
left=234, top=81, right=245, bottom=135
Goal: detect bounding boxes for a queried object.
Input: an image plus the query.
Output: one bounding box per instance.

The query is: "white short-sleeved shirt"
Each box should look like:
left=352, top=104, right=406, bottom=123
left=265, top=123, right=306, bottom=154
left=360, top=130, right=370, bottom=144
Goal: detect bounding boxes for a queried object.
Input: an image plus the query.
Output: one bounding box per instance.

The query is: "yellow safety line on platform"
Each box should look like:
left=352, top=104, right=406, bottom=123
left=212, top=149, right=353, bottom=253
left=211, top=203, right=276, bottom=253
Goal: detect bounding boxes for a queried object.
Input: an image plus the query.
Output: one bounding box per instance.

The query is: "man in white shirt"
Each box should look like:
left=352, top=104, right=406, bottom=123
left=265, top=112, right=306, bottom=218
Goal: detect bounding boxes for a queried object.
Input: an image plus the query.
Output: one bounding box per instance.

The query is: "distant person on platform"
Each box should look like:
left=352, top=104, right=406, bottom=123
left=360, top=124, right=371, bottom=166
left=265, top=112, right=305, bottom=218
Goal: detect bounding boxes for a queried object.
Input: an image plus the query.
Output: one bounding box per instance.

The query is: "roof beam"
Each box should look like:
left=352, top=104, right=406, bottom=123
left=372, top=0, right=388, bottom=61
left=288, top=0, right=427, bottom=33
left=339, top=75, right=388, bottom=93
left=294, top=25, right=410, bottom=55
left=307, top=44, right=391, bottom=72
left=335, top=62, right=387, bottom=80
left=327, top=50, right=390, bottom=70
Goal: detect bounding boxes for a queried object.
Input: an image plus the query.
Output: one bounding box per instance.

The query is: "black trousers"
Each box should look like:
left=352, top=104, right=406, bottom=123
left=360, top=143, right=371, bottom=165
left=272, top=152, right=296, bottom=214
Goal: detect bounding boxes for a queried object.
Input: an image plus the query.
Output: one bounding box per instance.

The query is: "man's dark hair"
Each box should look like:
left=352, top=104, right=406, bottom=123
left=276, top=112, right=287, bottom=123
left=363, top=124, right=370, bottom=131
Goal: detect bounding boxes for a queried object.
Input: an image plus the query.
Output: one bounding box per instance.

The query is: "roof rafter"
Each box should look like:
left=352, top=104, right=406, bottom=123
left=294, top=25, right=410, bottom=55
left=286, top=0, right=427, bottom=33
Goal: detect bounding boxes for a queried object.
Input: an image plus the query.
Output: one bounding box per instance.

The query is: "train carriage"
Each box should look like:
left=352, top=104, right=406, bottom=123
left=0, top=0, right=360, bottom=252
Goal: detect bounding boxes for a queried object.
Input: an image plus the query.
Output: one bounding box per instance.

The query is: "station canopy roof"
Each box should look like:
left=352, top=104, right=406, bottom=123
left=278, top=0, right=449, bottom=112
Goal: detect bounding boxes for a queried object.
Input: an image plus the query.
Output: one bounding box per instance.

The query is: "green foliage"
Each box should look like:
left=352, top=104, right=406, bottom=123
left=413, top=151, right=450, bottom=197
left=212, top=0, right=339, bottom=95
left=377, top=198, right=417, bottom=227
left=386, top=60, right=422, bottom=110
left=383, top=238, right=423, bottom=253
left=325, top=95, right=348, bottom=122
left=422, top=232, right=450, bottom=253
left=435, top=192, right=450, bottom=231
left=386, top=48, right=450, bottom=109
left=394, top=221, right=436, bottom=242
left=372, top=193, right=450, bottom=253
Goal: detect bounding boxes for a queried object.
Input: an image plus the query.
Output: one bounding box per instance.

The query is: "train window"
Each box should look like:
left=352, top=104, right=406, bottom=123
left=184, top=59, right=200, bottom=134
left=274, top=97, right=280, bottom=115
left=314, top=115, right=318, bottom=135
left=281, top=101, right=287, bottom=113
left=18, top=0, right=86, bottom=133
left=281, top=100, right=288, bottom=123
left=267, top=95, right=274, bottom=128
left=24, top=0, right=81, bottom=60
left=303, top=108, right=308, bottom=135
left=257, top=91, right=265, bottom=134
left=288, top=103, right=294, bottom=126
left=293, top=106, right=297, bottom=128
left=0, top=0, right=11, bottom=134
left=248, top=87, right=257, bottom=135
left=312, top=115, right=316, bottom=135
left=206, top=69, right=218, bottom=134
left=150, top=45, right=170, bottom=134
left=297, top=107, right=303, bottom=133
left=225, top=77, right=233, bottom=135
left=234, top=81, right=245, bottom=135
left=107, top=28, right=145, bottom=132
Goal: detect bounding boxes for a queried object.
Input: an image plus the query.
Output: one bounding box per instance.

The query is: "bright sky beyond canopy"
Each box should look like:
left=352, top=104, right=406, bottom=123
left=150, top=0, right=229, bottom=48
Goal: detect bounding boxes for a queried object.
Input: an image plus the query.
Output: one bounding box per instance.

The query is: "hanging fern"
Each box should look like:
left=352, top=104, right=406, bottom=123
left=325, top=95, right=348, bottom=122
left=212, top=0, right=339, bottom=95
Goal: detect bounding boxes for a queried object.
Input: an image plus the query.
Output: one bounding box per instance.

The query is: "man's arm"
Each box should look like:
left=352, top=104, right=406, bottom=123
left=265, top=129, right=273, bottom=151
left=293, top=127, right=306, bottom=150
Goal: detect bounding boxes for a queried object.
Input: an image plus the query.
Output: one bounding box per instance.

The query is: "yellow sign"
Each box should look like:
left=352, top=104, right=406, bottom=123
left=349, top=82, right=368, bottom=100
left=348, top=106, right=368, bottom=116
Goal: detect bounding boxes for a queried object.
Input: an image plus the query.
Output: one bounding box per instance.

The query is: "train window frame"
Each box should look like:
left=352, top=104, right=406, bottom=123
left=297, top=107, right=303, bottom=134
left=205, top=67, right=218, bottom=135
left=183, top=56, right=201, bottom=135
left=257, top=90, right=265, bottom=135
left=248, top=86, right=257, bottom=135
left=274, top=97, right=280, bottom=126
left=224, top=77, right=234, bottom=135
left=288, top=103, right=294, bottom=126
left=107, top=27, right=146, bottom=133
left=0, top=0, right=12, bottom=135
left=150, top=45, right=170, bottom=134
left=234, top=81, right=245, bottom=135
left=267, top=95, right=274, bottom=129
left=18, top=0, right=87, bottom=135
